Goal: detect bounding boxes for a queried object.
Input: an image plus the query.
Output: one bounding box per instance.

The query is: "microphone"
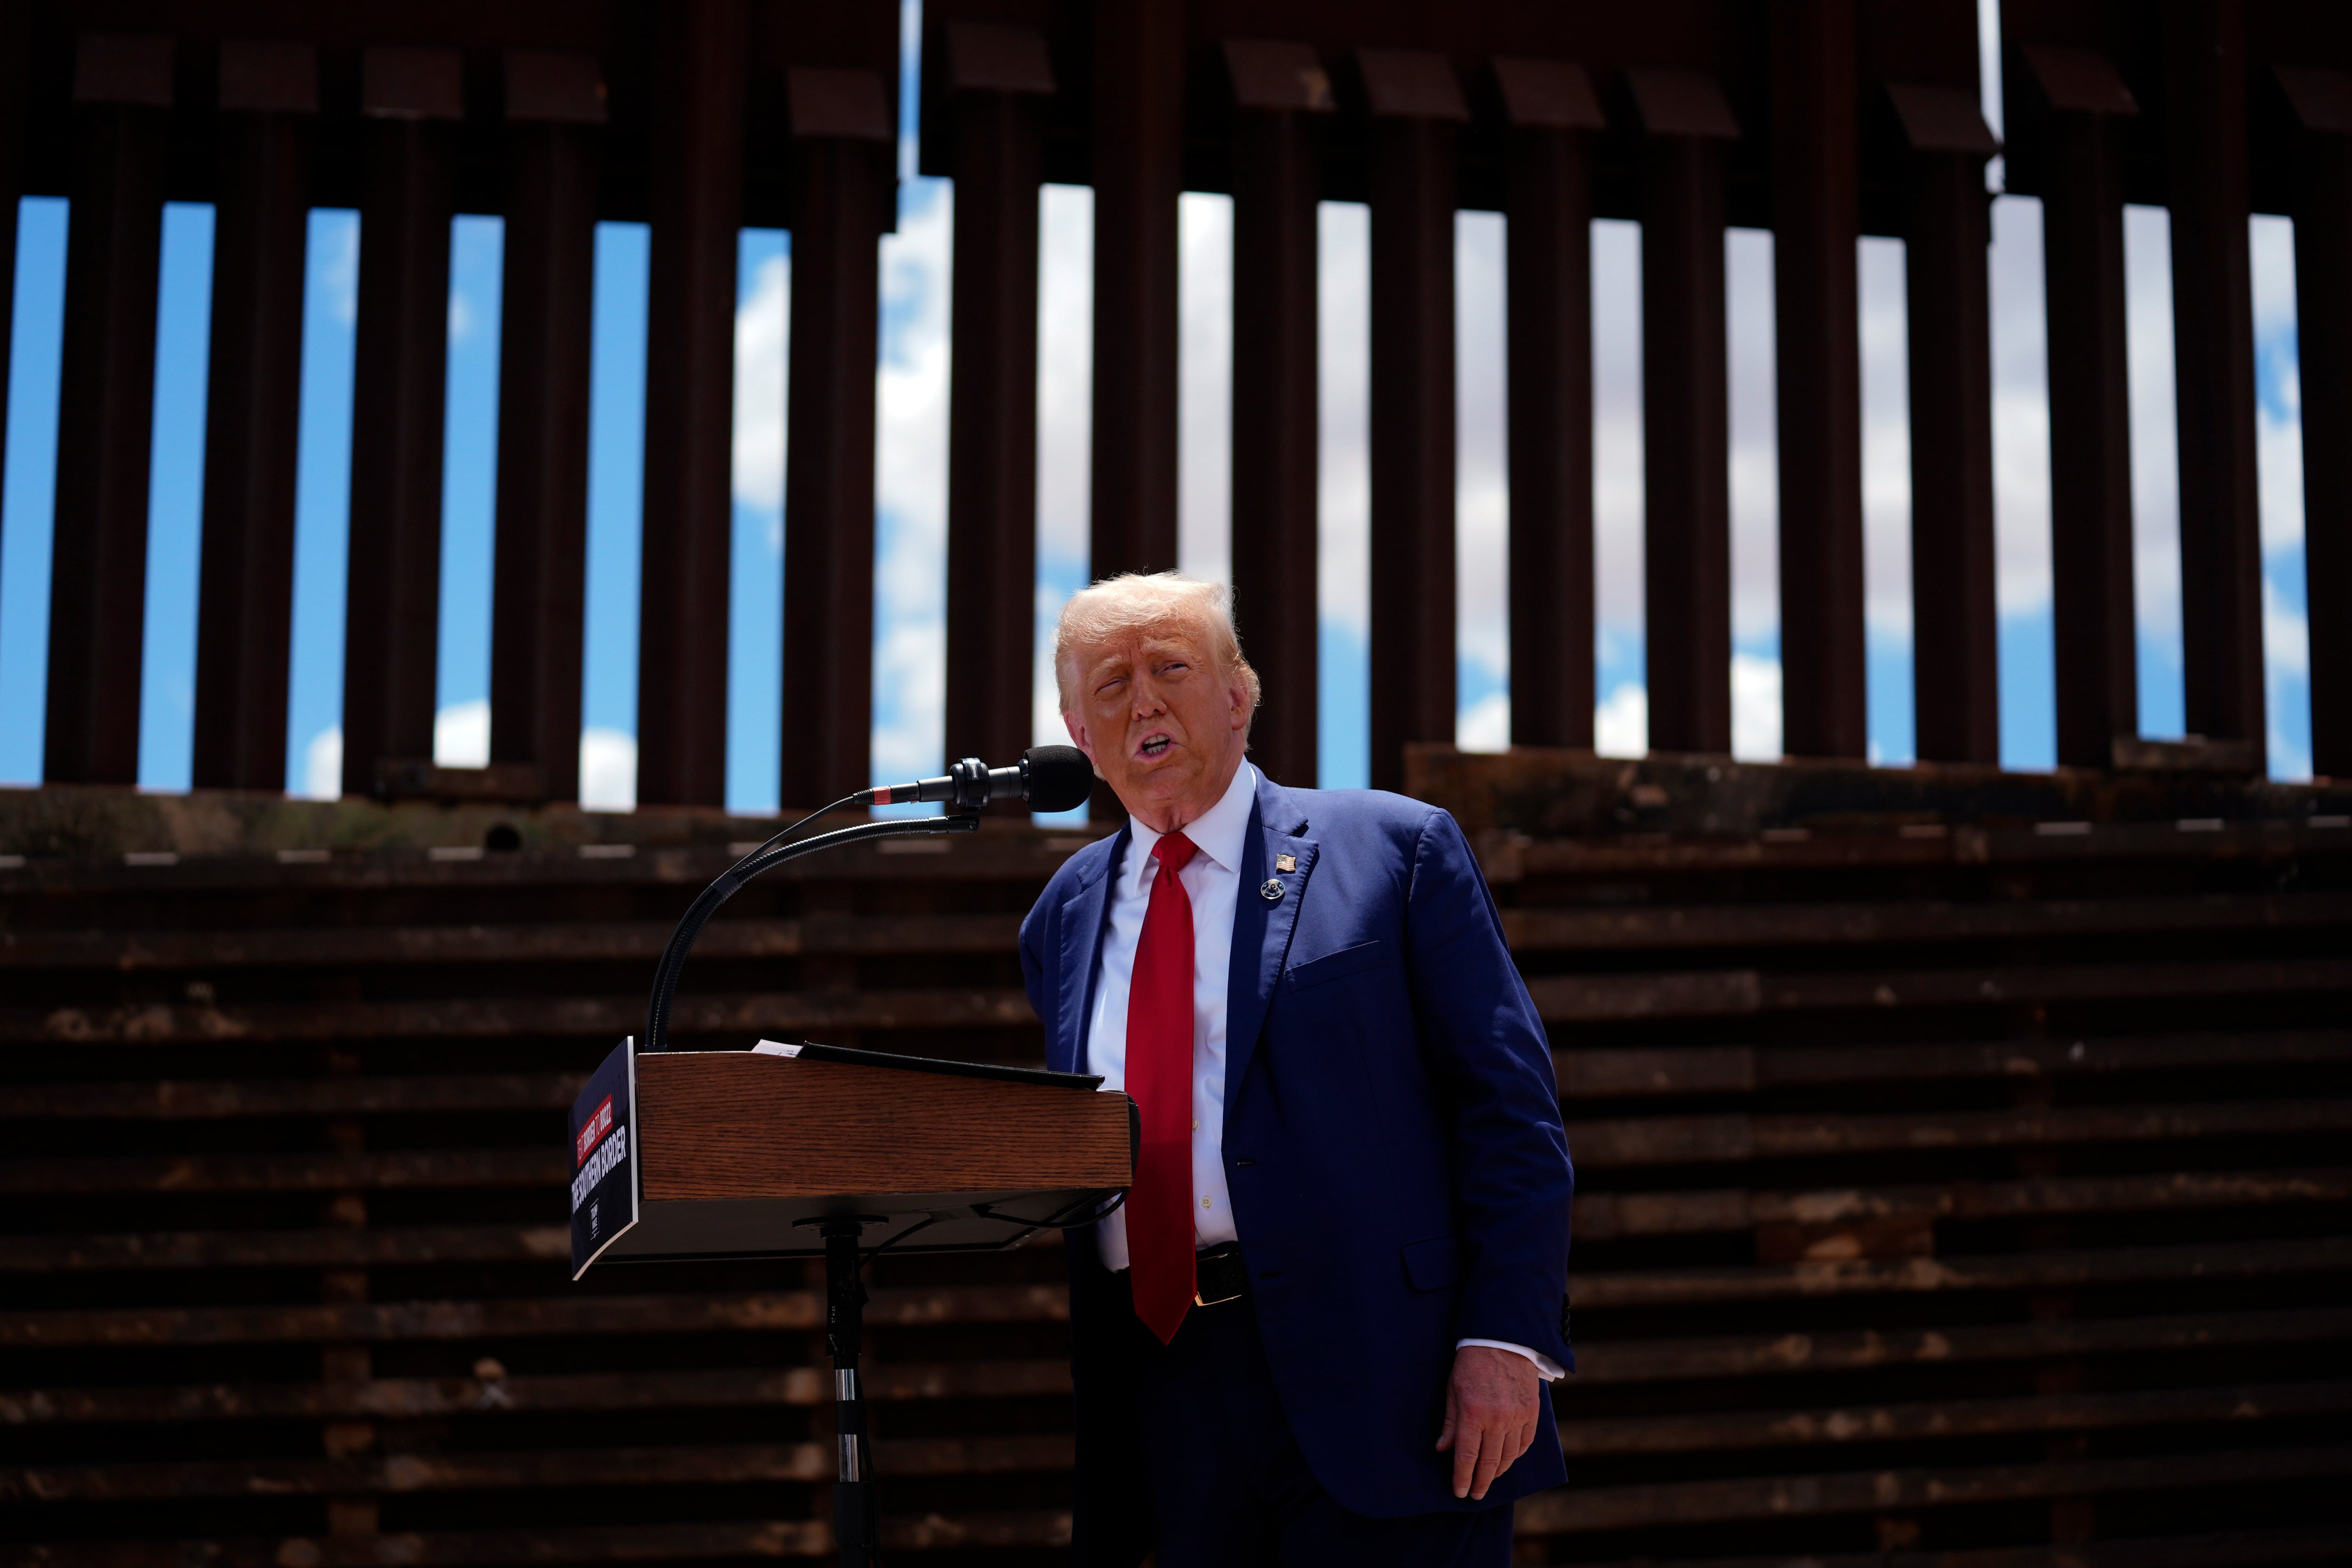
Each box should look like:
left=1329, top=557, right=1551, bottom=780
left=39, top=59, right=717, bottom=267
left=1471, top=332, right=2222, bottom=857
left=857, top=745, right=1093, bottom=812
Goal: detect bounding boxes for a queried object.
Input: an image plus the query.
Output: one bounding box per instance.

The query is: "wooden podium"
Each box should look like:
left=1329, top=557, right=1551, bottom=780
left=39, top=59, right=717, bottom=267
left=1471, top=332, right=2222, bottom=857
left=574, top=1043, right=1134, bottom=1279
left=575, top=781, right=1121, bottom=1565
left=568, top=1036, right=1132, bottom=1568
left=572, top=1041, right=1135, bottom=1269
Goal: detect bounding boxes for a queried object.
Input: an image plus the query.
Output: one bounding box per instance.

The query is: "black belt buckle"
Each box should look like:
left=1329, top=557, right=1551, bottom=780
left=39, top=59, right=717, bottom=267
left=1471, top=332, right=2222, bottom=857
left=1193, top=1243, right=1247, bottom=1306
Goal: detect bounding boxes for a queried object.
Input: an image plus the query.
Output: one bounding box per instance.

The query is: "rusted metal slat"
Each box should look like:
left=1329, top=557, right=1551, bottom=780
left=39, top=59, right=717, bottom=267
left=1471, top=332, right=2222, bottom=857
left=1770, top=0, right=1867, bottom=759
left=2022, top=46, right=2140, bottom=769
left=1574, top=1167, right=2352, bottom=1240
left=10, top=1072, right=582, bottom=1119
left=1, top=1360, right=1073, bottom=1425
left=1515, top=1444, right=2352, bottom=1536
left=0, top=1523, right=838, bottom=1568
left=941, top=23, right=1052, bottom=772
left=24, top=1520, right=2344, bottom=1568
left=0, top=1224, right=570, bottom=1270
left=7, top=1436, right=1078, bottom=1504
left=1224, top=39, right=1328, bottom=787
left=2163, top=1, right=2266, bottom=764
left=43, top=34, right=171, bottom=785
left=635, top=0, right=744, bottom=808
left=1555, top=1379, right=2352, bottom=1456
left=0, top=1149, right=566, bottom=1195
left=0, top=1284, right=1067, bottom=1347
left=2285, top=67, right=2352, bottom=778
left=339, top=48, right=463, bottom=799
left=20, top=1165, right=2339, bottom=1268
left=191, top=43, right=316, bottom=791
left=1497, top=58, right=1602, bottom=750
left=1361, top=48, right=1466, bottom=792
left=488, top=53, right=604, bottom=805
left=780, top=69, right=892, bottom=803
left=1505, top=892, right=2352, bottom=951
left=15, top=1307, right=2349, bottom=1426
left=1559, top=1030, right=2352, bottom=1106
left=4, top=986, right=1043, bottom=1044
left=0, top=0, right=27, bottom=542
left=7, top=1238, right=2340, bottom=1350
left=1631, top=69, right=1739, bottom=755
left=1569, top=1236, right=2351, bottom=1310
left=12, top=955, right=2350, bottom=1045
left=1566, top=1097, right=2352, bottom=1169
left=0, top=909, right=1027, bottom=970
left=1089, top=0, right=1182, bottom=584
left=1892, top=82, right=2002, bottom=764
left=1571, top=1305, right=2352, bottom=1385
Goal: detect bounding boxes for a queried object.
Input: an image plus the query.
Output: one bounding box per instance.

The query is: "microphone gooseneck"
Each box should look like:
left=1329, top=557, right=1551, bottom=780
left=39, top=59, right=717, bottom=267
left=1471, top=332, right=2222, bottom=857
left=642, top=746, right=1097, bottom=1052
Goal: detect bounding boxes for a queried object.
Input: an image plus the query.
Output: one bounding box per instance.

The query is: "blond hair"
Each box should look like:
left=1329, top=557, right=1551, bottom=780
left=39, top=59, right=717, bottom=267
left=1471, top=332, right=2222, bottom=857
left=1052, top=572, right=1263, bottom=720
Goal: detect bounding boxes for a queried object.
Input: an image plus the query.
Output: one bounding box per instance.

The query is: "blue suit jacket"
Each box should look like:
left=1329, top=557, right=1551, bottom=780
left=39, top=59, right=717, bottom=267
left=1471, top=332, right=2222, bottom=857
left=1019, top=771, right=1574, bottom=1542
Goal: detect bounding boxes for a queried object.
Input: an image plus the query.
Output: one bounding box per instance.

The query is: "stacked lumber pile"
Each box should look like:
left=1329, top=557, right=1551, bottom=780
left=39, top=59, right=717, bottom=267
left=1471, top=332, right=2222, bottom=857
left=4, top=756, right=2349, bottom=1567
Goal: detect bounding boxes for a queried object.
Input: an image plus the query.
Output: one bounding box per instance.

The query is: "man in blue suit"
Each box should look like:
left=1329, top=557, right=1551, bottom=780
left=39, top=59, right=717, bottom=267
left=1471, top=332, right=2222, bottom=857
left=1019, top=572, right=1575, bottom=1566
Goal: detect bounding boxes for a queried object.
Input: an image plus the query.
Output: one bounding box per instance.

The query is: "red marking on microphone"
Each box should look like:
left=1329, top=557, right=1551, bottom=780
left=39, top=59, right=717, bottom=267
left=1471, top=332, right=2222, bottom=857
left=870, top=786, right=896, bottom=804
left=575, top=1096, right=614, bottom=1166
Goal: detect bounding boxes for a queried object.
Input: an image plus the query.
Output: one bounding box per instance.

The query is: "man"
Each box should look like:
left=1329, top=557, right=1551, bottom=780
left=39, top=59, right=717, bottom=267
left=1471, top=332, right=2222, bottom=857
left=1018, top=572, right=1574, bottom=1566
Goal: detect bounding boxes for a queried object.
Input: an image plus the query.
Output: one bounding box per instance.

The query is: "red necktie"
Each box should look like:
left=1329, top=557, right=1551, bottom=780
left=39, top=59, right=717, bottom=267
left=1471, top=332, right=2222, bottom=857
left=1127, top=832, right=1199, bottom=1344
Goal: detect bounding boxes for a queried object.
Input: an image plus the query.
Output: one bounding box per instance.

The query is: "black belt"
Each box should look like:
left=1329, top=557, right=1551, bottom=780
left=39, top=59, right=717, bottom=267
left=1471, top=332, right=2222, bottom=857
left=1120, top=1242, right=1249, bottom=1308
left=1192, top=1242, right=1248, bottom=1306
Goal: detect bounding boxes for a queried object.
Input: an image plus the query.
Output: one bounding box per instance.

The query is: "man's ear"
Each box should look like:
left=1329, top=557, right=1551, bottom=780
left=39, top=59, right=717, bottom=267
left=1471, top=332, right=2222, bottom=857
left=1062, top=707, right=1093, bottom=762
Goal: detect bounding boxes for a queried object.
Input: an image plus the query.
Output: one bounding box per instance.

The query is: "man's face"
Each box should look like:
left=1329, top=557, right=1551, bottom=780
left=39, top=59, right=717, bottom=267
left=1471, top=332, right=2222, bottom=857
left=1061, top=613, right=1251, bottom=833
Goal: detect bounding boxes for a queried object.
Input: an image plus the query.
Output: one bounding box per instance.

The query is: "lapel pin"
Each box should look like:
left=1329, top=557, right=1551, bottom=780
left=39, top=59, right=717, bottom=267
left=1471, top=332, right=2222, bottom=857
left=1259, top=878, right=1284, bottom=903
left=1274, top=853, right=1296, bottom=873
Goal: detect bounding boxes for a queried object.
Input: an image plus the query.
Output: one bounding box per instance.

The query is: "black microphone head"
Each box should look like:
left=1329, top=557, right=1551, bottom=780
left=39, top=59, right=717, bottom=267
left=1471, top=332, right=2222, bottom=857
left=1022, top=746, right=1094, bottom=812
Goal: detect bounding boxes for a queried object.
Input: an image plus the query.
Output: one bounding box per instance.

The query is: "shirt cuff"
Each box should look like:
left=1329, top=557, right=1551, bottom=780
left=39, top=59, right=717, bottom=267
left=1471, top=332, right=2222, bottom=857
left=1457, top=1338, right=1566, bottom=1382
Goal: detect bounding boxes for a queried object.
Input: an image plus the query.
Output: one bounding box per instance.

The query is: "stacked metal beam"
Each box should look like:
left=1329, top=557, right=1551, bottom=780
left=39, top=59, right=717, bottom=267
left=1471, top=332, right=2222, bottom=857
left=4, top=760, right=2347, bottom=1564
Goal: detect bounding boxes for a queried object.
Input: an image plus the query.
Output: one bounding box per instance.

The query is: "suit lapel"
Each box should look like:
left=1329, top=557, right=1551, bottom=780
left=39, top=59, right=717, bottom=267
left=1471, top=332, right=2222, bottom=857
left=1224, top=774, right=1315, bottom=1106
left=1053, top=825, right=1128, bottom=1076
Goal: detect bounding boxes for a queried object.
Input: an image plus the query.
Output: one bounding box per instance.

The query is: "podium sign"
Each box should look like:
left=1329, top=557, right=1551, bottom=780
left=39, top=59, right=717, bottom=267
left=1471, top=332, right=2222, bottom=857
left=568, top=1039, right=641, bottom=1278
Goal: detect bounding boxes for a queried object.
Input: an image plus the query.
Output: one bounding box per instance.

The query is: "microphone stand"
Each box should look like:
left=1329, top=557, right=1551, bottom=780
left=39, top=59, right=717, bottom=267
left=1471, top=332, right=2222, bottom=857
left=640, top=804, right=982, bottom=1568
left=641, top=809, right=979, bottom=1057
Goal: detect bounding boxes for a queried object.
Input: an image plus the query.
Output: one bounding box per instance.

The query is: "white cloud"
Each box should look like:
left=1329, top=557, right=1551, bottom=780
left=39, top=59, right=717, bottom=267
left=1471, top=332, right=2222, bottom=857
left=2124, top=204, right=2182, bottom=643
left=2251, top=213, right=2300, bottom=350
left=1319, top=201, right=1371, bottom=639
left=1726, top=227, right=1780, bottom=647
left=872, top=178, right=954, bottom=782
left=733, top=249, right=791, bottom=515
left=296, top=726, right=342, bottom=799
left=580, top=728, right=637, bottom=810
left=1591, top=219, right=1645, bottom=637
left=1457, top=210, right=1510, bottom=678
left=1037, top=184, right=1094, bottom=573
left=2264, top=572, right=2310, bottom=682
left=871, top=615, right=946, bottom=781
left=1990, top=194, right=2055, bottom=620
left=2267, top=570, right=2313, bottom=784
left=1180, top=192, right=1233, bottom=585
left=2250, top=215, right=2307, bottom=556
left=1859, top=236, right=1914, bottom=643
left=434, top=699, right=490, bottom=766
left=315, top=209, right=359, bottom=326
left=878, top=183, right=951, bottom=528
left=1457, top=690, right=1509, bottom=753
left=448, top=289, right=476, bottom=343
left=1595, top=682, right=1647, bottom=757
left=1732, top=650, right=1783, bottom=762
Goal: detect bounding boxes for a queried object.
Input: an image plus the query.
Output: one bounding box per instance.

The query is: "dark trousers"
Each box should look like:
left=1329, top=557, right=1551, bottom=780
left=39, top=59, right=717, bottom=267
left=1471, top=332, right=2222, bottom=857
left=1133, top=1289, right=1516, bottom=1568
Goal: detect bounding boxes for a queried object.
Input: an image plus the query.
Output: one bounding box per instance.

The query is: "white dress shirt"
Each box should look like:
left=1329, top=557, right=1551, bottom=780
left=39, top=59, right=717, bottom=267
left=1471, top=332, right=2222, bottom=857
left=1081, top=760, right=1562, bottom=1381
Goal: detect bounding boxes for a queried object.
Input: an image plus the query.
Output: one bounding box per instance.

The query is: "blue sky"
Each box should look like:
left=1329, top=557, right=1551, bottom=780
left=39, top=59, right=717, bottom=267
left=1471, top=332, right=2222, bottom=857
left=0, top=0, right=2320, bottom=803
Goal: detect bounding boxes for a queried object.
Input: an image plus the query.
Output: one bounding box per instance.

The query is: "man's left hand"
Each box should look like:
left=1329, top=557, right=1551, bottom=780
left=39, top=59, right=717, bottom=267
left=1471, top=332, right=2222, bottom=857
left=1434, top=1345, right=1542, bottom=1500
